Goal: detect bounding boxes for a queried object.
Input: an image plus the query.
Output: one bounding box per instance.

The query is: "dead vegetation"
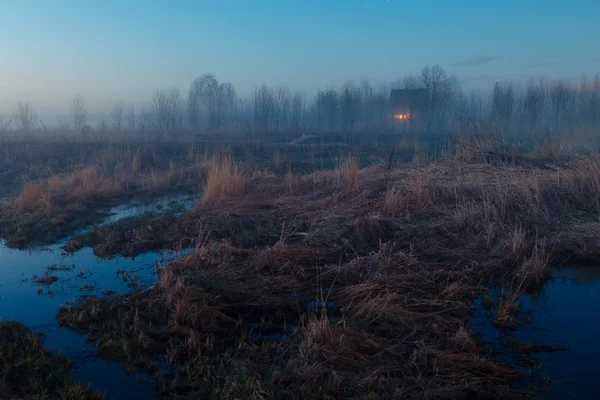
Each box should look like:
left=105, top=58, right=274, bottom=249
left=55, top=149, right=600, bottom=398
left=200, top=155, right=246, bottom=205
left=0, top=321, right=102, bottom=400
left=0, top=144, right=204, bottom=247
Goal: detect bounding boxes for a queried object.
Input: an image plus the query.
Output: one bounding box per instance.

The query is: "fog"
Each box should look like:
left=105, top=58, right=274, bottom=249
left=3, top=2, right=600, bottom=399
left=2, top=68, right=599, bottom=149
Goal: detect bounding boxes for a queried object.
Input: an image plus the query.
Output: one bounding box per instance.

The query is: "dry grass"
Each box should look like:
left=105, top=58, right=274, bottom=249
left=10, top=180, right=55, bottom=217
left=3, top=154, right=191, bottom=219
left=55, top=150, right=600, bottom=398
left=335, top=154, right=360, bottom=190
left=0, top=321, right=103, bottom=400
left=199, top=155, right=246, bottom=205
left=0, top=144, right=204, bottom=247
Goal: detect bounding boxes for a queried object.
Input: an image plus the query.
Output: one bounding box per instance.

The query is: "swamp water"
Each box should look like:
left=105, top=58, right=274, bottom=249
left=3, top=193, right=599, bottom=399
left=0, top=195, right=193, bottom=399
left=472, top=266, right=600, bottom=399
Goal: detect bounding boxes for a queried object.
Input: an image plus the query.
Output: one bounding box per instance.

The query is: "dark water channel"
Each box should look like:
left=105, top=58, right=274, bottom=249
left=472, top=266, right=600, bottom=399
left=0, top=195, right=193, bottom=400
left=3, top=193, right=599, bottom=398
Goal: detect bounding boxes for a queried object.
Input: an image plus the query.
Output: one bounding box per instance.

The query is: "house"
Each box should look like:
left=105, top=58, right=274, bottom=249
left=389, top=88, right=429, bottom=121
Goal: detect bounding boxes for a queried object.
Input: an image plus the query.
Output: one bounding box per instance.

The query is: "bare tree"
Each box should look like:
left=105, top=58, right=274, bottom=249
left=188, top=74, right=236, bottom=132
left=290, top=91, right=304, bottom=130
left=111, top=101, right=124, bottom=131
left=99, top=118, right=108, bottom=133
left=371, top=89, right=389, bottom=127
left=522, top=80, right=546, bottom=130
left=0, top=117, right=12, bottom=134
left=360, top=79, right=374, bottom=127
left=253, top=84, right=275, bottom=132
left=550, top=81, right=576, bottom=130
left=340, top=82, right=361, bottom=131
left=579, top=75, right=600, bottom=128
left=14, top=101, right=37, bottom=131
left=491, top=82, right=515, bottom=130
left=152, top=88, right=182, bottom=139
left=316, top=89, right=338, bottom=131
left=138, top=105, right=153, bottom=136
left=126, top=106, right=136, bottom=130
left=419, top=65, right=458, bottom=131
left=273, top=84, right=291, bottom=132
left=72, top=94, right=87, bottom=131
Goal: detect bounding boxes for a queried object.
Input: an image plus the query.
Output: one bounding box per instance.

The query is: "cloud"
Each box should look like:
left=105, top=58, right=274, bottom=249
left=528, top=62, right=558, bottom=68
left=450, top=56, right=498, bottom=67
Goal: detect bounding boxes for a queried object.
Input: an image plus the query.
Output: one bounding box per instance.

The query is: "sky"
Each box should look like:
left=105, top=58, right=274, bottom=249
left=1, top=0, right=599, bottom=115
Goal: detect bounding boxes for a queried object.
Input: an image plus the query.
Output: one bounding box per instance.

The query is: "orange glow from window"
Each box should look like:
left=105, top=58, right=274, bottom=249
left=394, top=112, right=410, bottom=120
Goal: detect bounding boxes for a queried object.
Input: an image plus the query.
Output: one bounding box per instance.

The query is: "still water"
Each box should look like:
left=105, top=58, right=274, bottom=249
left=0, top=195, right=193, bottom=399
left=472, top=266, right=600, bottom=399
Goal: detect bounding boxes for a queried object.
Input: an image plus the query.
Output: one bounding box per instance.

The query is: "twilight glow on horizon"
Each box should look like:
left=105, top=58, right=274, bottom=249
left=0, top=0, right=598, bottom=115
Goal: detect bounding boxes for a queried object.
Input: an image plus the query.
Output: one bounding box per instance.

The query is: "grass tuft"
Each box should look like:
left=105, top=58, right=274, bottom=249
left=200, top=155, right=245, bottom=205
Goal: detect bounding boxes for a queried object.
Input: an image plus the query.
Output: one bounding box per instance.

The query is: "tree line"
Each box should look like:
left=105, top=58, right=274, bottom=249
left=2, top=65, right=600, bottom=139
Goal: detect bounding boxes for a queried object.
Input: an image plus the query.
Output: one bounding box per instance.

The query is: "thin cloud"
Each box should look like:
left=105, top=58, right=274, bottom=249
left=450, top=56, right=498, bottom=67
left=528, top=62, right=558, bottom=68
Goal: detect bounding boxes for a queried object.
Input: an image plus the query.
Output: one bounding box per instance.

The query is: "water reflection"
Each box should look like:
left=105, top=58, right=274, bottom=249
left=0, top=194, right=193, bottom=399
left=472, top=266, right=600, bottom=399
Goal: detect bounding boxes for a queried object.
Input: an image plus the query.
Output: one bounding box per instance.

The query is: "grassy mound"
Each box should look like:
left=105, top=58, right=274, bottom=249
left=0, top=321, right=102, bottom=400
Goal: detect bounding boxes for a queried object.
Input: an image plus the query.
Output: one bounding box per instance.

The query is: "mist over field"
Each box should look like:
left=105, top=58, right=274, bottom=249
left=1, top=1, right=600, bottom=399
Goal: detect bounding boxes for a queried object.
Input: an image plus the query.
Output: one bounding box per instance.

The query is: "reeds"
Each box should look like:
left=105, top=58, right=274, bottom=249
left=336, top=154, right=359, bottom=190
left=200, top=155, right=245, bottom=204
left=10, top=180, right=54, bottom=216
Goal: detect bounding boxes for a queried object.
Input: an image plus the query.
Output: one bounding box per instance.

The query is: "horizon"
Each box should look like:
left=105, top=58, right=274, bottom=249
left=1, top=0, right=599, bottom=115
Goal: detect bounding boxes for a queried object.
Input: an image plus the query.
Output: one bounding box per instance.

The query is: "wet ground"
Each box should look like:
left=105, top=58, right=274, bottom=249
left=472, top=266, right=600, bottom=399
left=2, top=191, right=600, bottom=398
left=0, top=194, right=193, bottom=399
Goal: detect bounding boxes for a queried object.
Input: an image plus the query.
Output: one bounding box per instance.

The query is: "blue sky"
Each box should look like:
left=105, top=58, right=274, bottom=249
left=1, top=0, right=599, bottom=114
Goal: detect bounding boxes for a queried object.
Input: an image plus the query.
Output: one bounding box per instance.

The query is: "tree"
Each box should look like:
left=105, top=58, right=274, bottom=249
left=72, top=94, right=87, bottom=131
left=371, top=89, right=389, bottom=127
left=188, top=74, right=236, bottom=132
left=273, top=85, right=291, bottom=132
left=152, top=88, right=182, bottom=139
left=340, top=82, right=360, bottom=131
left=290, top=91, right=304, bottom=130
left=253, top=84, right=274, bottom=132
left=14, top=101, right=37, bottom=131
left=111, top=101, right=124, bottom=131
left=0, top=117, right=12, bottom=134
left=522, top=80, right=546, bottom=129
left=99, top=118, right=108, bottom=133
left=126, top=106, right=136, bottom=130
left=579, top=75, right=600, bottom=128
left=316, top=89, right=338, bottom=131
left=550, top=81, right=576, bottom=129
left=491, top=82, right=515, bottom=130
left=419, top=65, right=458, bottom=131
left=360, top=79, right=374, bottom=127
left=138, top=105, right=153, bottom=136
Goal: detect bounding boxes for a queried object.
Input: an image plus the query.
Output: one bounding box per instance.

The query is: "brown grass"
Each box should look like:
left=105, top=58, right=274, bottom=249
left=10, top=180, right=55, bottom=217
left=56, top=151, right=600, bottom=398
left=336, top=154, right=360, bottom=190
left=199, top=155, right=246, bottom=205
